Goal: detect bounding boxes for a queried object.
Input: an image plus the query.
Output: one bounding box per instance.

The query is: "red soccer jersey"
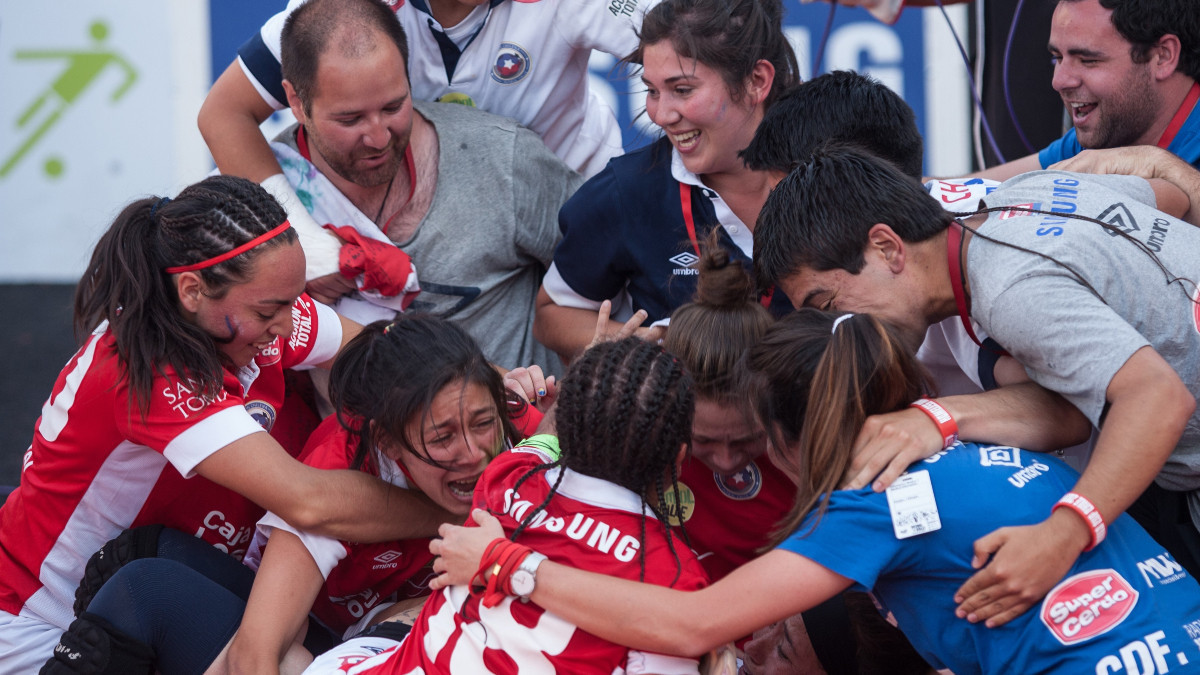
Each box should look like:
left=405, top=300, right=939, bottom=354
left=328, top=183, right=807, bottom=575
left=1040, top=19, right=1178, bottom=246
left=0, top=295, right=339, bottom=629
left=256, top=418, right=438, bottom=637
left=255, top=399, right=543, bottom=637
left=672, top=454, right=797, bottom=580
left=348, top=445, right=708, bottom=675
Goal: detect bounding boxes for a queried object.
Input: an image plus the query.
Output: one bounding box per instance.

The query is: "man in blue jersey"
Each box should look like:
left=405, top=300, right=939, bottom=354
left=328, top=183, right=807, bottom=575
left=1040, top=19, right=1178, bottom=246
left=976, top=0, right=1200, bottom=180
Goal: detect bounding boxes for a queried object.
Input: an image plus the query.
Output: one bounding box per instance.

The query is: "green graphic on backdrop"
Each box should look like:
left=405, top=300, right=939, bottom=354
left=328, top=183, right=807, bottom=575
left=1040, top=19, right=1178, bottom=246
left=1, top=21, right=137, bottom=179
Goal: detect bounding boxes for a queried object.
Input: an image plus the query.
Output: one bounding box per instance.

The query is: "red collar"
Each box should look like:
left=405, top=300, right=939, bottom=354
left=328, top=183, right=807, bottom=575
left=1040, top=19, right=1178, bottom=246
left=947, top=221, right=987, bottom=349
left=1157, top=81, right=1200, bottom=150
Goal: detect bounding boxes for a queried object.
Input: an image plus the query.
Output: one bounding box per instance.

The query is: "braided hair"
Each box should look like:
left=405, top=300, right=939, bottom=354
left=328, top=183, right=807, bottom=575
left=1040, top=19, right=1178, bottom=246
left=327, top=315, right=523, bottom=473
left=74, top=174, right=295, bottom=414
left=508, top=338, right=695, bottom=583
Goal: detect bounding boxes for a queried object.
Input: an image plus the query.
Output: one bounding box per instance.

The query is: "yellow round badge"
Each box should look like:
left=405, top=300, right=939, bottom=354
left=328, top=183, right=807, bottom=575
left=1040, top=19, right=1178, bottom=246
left=661, top=482, right=696, bottom=527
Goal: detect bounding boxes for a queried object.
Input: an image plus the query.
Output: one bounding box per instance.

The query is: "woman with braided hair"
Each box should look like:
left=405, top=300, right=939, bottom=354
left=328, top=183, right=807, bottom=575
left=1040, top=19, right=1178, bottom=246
left=302, top=337, right=710, bottom=675
left=431, top=310, right=1200, bottom=675
left=0, top=175, right=448, bottom=674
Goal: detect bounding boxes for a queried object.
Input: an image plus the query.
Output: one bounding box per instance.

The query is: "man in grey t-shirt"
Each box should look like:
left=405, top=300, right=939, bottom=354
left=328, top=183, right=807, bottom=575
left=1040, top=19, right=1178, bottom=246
left=260, top=0, right=579, bottom=374
left=754, top=144, right=1197, bottom=628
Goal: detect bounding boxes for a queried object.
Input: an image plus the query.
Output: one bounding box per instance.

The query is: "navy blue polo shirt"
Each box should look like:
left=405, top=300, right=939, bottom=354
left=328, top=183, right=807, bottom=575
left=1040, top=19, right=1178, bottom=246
left=553, top=137, right=791, bottom=322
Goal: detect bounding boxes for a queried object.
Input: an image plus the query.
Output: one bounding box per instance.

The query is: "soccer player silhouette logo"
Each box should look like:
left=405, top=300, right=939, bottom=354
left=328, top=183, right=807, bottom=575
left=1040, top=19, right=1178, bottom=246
left=2, top=20, right=137, bottom=179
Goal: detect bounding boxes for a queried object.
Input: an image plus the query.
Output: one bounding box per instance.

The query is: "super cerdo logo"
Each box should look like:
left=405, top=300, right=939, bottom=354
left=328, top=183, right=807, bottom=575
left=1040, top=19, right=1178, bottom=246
left=1040, top=569, right=1138, bottom=645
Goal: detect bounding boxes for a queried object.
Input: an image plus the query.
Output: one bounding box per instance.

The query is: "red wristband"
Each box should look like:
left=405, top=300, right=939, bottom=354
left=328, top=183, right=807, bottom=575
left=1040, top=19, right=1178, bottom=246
left=479, top=540, right=532, bottom=608
left=910, top=398, right=958, bottom=449
left=1053, top=492, right=1107, bottom=552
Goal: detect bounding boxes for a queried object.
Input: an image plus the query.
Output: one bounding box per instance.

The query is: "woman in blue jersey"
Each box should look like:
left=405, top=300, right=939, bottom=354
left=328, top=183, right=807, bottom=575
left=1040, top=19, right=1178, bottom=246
left=431, top=309, right=1200, bottom=675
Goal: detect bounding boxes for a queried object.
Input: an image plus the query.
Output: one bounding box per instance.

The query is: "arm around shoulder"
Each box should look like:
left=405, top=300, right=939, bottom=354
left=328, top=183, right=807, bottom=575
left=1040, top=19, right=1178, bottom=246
left=956, top=153, right=1042, bottom=183
left=193, top=432, right=454, bottom=542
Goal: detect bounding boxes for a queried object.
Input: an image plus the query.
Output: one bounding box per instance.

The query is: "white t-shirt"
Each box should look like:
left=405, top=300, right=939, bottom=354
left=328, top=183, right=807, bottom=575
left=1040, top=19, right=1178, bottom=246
left=240, top=0, right=657, bottom=176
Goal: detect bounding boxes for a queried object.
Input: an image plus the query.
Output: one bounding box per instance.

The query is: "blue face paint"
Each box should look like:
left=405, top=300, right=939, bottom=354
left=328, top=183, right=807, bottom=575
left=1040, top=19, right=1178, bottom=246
left=211, top=315, right=239, bottom=345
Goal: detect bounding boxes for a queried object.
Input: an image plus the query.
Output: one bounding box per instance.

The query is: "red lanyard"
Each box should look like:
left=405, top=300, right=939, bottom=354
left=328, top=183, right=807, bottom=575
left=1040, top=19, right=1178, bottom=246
left=947, top=220, right=993, bottom=350
left=1157, top=81, right=1200, bottom=150
left=679, top=183, right=701, bottom=256
left=679, top=182, right=774, bottom=308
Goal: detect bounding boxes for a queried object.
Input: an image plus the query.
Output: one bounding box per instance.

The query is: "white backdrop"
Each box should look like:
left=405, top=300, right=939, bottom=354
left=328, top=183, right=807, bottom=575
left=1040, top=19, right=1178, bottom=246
left=0, top=2, right=969, bottom=283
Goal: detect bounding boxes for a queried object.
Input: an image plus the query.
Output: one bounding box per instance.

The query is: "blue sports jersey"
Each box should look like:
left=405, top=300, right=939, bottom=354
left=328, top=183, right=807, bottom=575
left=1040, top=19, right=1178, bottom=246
left=1038, top=97, right=1200, bottom=170
left=779, top=443, right=1200, bottom=675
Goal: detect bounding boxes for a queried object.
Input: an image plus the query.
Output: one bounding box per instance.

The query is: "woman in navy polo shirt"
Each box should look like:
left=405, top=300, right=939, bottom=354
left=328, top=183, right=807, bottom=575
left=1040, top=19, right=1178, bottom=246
left=532, top=0, right=799, bottom=362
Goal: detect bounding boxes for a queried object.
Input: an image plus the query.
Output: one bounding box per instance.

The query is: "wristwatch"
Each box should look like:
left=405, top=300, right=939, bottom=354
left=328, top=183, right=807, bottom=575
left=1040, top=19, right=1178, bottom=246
left=510, top=552, right=548, bottom=602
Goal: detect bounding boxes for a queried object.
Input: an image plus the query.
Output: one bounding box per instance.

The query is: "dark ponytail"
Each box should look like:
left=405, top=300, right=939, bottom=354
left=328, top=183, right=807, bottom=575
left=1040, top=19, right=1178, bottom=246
left=665, top=230, right=772, bottom=403
left=74, top=175, right=294, bottom=414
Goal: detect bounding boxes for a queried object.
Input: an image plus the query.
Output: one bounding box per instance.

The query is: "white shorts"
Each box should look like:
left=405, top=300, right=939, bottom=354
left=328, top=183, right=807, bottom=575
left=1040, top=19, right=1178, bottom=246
left=0, top=608, right=65, bottom=673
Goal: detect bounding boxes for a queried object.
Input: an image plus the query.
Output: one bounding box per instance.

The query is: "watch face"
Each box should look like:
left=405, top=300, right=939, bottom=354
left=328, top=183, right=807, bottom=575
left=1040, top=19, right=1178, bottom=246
left=511, top=569, right=535, bottom=597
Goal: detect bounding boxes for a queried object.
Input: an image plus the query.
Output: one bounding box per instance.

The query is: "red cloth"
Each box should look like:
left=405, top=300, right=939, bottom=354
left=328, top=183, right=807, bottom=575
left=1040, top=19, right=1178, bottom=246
left=324, top=225, right=419, bottom=310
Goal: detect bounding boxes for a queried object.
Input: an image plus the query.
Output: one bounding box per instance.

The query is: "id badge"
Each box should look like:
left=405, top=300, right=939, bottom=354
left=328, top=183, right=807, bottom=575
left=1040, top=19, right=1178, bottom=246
left=885, top=470, right=942, bottom=539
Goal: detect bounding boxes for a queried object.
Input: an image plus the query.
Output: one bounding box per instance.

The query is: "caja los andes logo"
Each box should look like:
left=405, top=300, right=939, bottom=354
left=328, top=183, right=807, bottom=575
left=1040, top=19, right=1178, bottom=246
left=1040, top=569, right=1139, bottom=645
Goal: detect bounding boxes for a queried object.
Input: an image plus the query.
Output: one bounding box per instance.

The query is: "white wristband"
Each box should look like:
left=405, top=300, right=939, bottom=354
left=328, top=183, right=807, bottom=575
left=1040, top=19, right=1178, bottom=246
left=260, top=174, right=342, bottom=280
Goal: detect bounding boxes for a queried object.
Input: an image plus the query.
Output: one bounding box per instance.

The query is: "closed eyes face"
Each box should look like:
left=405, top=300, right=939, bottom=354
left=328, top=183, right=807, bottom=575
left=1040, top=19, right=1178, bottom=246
left=779, top=264, right=930, bottom=350
left=742, top=614, right=825, bottom=674
left=186, top=242, right=306, bottom=368
left=690, top=398, right=767, bottom=476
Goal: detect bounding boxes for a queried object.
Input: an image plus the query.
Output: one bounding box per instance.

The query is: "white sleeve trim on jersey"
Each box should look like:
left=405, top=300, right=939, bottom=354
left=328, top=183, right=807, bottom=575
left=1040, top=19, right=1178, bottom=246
left=256, top=511, right=349, bottom=579
left=624, top=649, right=701, bottom=675
left=542, top=263, right=639, bottom=322
left=541, top=263, right=605, bottom=310
left=163, top=407, right=268, bottom=478
left=293, top=300, right=343, bottom=370
left=235, top=4, right=291, bottom=111
left=235, top=56, right=284, bottom=111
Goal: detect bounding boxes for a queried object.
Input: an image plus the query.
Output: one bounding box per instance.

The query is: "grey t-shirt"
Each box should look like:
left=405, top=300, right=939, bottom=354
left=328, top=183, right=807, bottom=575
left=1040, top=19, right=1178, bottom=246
left=969, top=170, right=1200, bottom=491
left=276, top=101, right=582, bottom=375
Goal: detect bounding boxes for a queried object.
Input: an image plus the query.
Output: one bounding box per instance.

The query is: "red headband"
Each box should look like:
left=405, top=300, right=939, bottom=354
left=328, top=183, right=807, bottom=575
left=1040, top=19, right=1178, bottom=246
left=165, top=221, right=292, bottom=274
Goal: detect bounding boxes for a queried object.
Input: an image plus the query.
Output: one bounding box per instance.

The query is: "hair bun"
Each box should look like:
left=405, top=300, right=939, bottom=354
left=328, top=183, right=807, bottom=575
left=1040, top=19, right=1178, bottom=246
left=692, top=230, right=755, bottom=309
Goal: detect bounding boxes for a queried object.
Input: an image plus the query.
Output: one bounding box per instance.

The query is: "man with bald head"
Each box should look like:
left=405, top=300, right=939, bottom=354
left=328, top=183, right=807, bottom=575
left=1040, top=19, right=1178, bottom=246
left=272, top=0, right=579, bottom=374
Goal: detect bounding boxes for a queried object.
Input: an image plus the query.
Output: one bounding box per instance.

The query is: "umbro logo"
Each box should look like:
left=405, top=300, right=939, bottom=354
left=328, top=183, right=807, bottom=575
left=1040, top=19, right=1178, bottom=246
left=670, top=252, right=699, bottom=277
left=374, top=550, right=402, bottom=564
left=670, top=252, right=699, bottom=275
left=669, top=252, right=699, bottom=267
left=1098, top=202, right=1139, bottom=237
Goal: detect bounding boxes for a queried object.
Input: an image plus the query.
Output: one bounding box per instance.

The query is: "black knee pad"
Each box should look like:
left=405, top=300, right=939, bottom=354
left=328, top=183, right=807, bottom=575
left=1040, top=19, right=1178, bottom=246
left=74, top=524, right=164, bottom=616
left=39, top=613, right=154, bottom=675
